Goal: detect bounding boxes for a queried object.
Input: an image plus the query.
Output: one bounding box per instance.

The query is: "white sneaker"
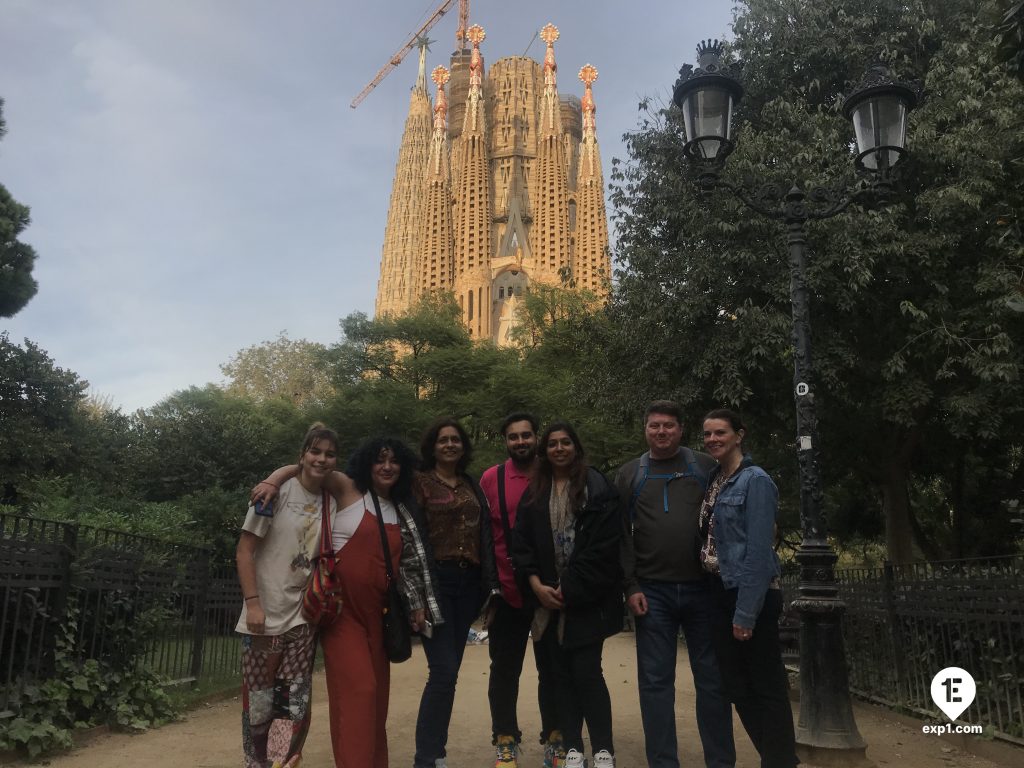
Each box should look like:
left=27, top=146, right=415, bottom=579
left=592, top=750, right=615, bottom=768
left=563, top=749, right=586, bottom=768
left=434, top=760, right=448, bottom=768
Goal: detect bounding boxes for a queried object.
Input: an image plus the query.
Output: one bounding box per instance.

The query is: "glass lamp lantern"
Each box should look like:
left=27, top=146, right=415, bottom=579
left=842, top=63, right=919, bottom=172
left=673, top=40, right=744, bottom=162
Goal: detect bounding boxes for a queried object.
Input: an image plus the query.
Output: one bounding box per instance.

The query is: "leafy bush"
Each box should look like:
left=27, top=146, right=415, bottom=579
left=0, top=598, right=179, bottom=757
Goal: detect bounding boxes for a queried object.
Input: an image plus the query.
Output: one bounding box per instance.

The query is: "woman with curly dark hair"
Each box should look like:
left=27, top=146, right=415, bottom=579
left=411, top=417, right=499, bottom=768
left=253, top=436, right=439, bottom=768
left=511, top=421, right=622, bottom=768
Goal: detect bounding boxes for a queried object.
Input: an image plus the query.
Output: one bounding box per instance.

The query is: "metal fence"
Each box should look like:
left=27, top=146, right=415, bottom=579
left=782, top=555, right=1024, bottom=744
left=0, top=513, right=242, bottom=715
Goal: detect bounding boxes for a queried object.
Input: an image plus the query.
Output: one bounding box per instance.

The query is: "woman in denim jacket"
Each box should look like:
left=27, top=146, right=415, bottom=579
left=698, top=409, right=798, bottom=768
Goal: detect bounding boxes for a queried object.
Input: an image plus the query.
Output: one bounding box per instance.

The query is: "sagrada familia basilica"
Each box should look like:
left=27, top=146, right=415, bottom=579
left=373, top=23, right=611, bottom=344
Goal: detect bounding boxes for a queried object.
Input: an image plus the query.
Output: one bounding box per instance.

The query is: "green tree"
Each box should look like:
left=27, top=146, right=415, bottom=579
left=0, top=334, right=88, bottom=498
left=329, top=294, right=472, bottom=399
left=220, top=331, right=334, bottom=407
left=601, top=0, right=1024, bottom=562
left=322, top=295, right=481, bottom=453
left=0, top=100, right=38, bottom=318
left=996, top=0, right=1024, bottom=78
left=128, top=385, right=303, bottom=501
left=317, top=291, right=637, bottom=473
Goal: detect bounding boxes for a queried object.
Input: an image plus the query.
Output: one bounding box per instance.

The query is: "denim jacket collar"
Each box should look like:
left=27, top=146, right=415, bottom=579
left=707, top=454, right=756, bottom=486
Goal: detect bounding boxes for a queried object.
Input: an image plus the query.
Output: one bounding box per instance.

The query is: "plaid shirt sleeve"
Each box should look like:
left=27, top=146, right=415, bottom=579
left=397, top=502, right=443, bottom=626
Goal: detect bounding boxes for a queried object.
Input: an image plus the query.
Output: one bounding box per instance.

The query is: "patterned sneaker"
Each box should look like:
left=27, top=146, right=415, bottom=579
left=544, top=730, right=565, bottom=768
left=592, top=750, right=615, bottom=768
left=494, top=734, right=518, bottom=767
left=563, top=749, right=586, bottom=768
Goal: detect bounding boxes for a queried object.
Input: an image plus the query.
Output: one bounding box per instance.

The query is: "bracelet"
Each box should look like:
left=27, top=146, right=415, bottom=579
left=245, top=595, right=259, bottom=601
left=259, top=480, right=279, bottom=488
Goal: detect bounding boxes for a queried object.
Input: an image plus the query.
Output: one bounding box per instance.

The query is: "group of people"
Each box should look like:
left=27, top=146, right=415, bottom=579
left=235, top=401, right=798, bottom=768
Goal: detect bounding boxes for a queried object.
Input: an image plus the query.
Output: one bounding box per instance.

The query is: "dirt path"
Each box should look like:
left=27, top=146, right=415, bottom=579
left=9, top=634, right=1016, bottom=768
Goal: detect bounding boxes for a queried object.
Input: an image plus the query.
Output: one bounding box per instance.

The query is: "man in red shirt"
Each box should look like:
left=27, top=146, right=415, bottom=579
left=479, top=413, right=559, bottom=768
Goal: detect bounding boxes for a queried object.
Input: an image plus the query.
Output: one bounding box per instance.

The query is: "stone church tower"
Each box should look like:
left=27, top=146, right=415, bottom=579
left=374, top=23, right=611, bottom=343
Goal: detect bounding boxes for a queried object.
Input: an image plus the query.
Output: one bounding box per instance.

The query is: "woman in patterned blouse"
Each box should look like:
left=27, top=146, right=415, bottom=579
left=411, top=417, right=498, bottom=768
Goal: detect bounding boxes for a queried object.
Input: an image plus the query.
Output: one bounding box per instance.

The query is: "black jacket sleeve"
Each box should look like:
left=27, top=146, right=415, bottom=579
left=559, top=469, right=622, bottom=608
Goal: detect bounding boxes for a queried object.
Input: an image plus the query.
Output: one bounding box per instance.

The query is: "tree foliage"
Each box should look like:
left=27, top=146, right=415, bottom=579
left=128, top=385, right=305, bottom=502
left=598, top=0, right=1024, bottom=561
left=0, top=333, right=88, bottom=495
left=220, top=331, right=334, bottom=407
left=996, top=0, right=1024, bottom=79
left=0, top=100, right=39, bottom=318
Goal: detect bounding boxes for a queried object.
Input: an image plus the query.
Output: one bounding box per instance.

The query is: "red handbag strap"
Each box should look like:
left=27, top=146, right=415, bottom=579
left=319, top=488, right=334, bottom=558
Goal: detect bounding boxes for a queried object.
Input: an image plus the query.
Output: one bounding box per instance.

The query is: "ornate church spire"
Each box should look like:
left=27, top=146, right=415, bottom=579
left=414, top=36, right=429, bottom=94
left=420, top=65, right=454, bottom=294
left=539, top=23, right=561, bottom=134
left=452, top=24, right=493, bottom=338
left=573, top=64, right=610, bottom=294
left=374, top=37, right=432, bottom=317
left=531, top=23, right=571, bottom=278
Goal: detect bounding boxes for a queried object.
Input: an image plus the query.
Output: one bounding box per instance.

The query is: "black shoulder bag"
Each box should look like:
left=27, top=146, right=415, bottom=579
left=370, top=490, right=412, bottom=663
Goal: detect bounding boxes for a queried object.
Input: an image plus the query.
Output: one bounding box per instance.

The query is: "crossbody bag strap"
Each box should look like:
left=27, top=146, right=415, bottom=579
left=496, top=464, right=513, bottom=559
left=320, top=488, right=334, bottom=558
left=369, top=489, right=396, bottom=584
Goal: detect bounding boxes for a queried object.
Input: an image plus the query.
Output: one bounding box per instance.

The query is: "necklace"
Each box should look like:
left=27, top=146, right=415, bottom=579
left=720, top=455, right=742, bottom=482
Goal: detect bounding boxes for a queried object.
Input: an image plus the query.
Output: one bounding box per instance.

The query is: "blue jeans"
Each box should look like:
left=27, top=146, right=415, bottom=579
left=636, top=579, right=735, bottom=768
left=413, top=563, right=482, bottom=768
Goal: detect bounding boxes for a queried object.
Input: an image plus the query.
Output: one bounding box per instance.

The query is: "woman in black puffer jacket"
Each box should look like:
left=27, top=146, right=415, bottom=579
left=511, top=420, right=623, bottom=768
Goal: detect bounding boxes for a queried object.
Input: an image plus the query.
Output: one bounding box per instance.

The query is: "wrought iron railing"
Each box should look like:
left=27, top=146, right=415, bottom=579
left=0, top=513, right=242, bottom=715
left=782, top=555, right=1024, bottom=744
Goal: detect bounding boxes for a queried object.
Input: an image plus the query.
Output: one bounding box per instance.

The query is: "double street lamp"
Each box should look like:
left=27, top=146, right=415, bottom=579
left=672, top=40, right=918, bottom=764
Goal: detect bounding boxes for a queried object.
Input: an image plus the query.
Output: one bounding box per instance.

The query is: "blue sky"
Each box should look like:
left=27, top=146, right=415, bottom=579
left=0, top=0, right=735, bottom=411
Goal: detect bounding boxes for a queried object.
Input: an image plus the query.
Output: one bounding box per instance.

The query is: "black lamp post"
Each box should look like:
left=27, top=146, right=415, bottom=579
left=673, top=40, right=918, bottom=764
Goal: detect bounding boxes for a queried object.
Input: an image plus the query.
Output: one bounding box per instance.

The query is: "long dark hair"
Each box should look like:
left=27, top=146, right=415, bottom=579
left=345, top=436, right=418, bottom=503
left=530, top=420, right=589, bottom=507
left=419, top=417, right=473, bottom=473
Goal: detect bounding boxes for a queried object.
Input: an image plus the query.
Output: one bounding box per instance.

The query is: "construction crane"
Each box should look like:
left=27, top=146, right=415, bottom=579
left=350, top=0, right=470, bottom=109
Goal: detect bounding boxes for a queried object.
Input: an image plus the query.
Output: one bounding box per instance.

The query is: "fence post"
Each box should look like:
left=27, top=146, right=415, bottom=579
left=882, top=560, right=907, bottom=704
left=43, top=523, right=79, bottom=677
left=190, top=550, right=210, bottom=683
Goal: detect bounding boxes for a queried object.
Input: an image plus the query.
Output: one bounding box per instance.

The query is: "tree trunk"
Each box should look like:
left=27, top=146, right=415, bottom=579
left=881, top=461, right=916, bottom=565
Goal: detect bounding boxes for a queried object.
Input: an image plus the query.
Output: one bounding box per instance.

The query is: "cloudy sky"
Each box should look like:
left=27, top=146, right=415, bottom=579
left=1, top=0, right=735, bottom=412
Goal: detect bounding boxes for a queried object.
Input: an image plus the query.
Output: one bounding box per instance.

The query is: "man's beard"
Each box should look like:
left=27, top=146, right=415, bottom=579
left=508, top=448, right=534, bottom=468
